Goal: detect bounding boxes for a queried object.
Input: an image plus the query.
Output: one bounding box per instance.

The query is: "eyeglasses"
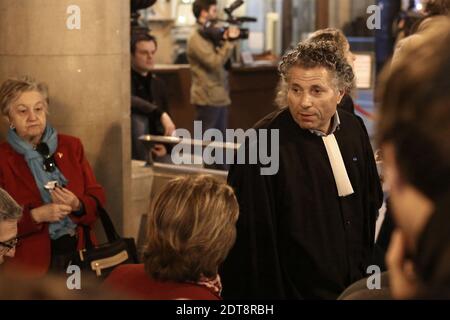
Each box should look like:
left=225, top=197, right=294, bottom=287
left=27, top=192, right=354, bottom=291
left=0, top=238, right=18, bottom=255
left=35, top=142, right=56, bottom=172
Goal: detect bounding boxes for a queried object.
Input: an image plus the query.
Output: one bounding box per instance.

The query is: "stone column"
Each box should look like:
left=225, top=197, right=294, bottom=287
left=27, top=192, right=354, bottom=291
left=0, top=0, right=131, bottom=234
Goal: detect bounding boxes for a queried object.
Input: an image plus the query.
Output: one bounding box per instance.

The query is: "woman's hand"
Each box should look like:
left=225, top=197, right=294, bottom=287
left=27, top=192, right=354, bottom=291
left=386, top=230, right=419, bottom=299
left=30, top=203, right=72, bottom=223
left=50, top=187, right=81, bottom=212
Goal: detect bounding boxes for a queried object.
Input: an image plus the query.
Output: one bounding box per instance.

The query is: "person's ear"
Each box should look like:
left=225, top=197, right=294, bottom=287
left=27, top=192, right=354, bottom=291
left=3, top=115, right=13, bottom=128
left=336, top=89, right=345, bottom=105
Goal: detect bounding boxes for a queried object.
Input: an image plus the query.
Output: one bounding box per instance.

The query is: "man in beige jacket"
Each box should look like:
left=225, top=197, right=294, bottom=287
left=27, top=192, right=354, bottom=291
left=187, top=0, right=240, bottom=143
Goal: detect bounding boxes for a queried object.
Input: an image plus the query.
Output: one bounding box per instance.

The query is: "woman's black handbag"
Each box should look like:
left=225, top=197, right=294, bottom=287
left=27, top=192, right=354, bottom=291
left=71, top=197, right=139, bottom=280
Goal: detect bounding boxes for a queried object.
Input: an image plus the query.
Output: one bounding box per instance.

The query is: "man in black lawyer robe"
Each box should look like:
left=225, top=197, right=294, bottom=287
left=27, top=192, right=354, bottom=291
left=221, top=41, right=383, bottom=300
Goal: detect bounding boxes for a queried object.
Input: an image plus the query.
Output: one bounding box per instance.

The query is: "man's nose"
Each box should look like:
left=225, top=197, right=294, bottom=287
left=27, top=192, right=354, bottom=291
left=300, top=94, right=313, bottom=109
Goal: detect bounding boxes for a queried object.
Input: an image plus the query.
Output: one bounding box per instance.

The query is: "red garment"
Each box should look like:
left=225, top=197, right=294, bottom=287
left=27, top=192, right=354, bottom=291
left=0, top=134, right=106, bottom=276
left=104, top=264, right=221, bottom=300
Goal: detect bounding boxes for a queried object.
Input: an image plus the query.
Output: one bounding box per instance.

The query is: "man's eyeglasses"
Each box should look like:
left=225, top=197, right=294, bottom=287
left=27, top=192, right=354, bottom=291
left=35, top=142, right=56, bottom=172
left=0, top=238, right=18, bottom=255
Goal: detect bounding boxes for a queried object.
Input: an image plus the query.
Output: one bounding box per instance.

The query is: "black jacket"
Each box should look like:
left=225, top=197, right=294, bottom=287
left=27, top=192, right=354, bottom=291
left=131, top=69, right=169, bottom=135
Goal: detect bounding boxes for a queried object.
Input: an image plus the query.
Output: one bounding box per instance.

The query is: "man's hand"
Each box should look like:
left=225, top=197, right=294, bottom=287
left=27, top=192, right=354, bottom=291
left=224, top=26, right=240, bottom=41
left=152, top=144, right=167, bottom=158
left=386, top=230, right=419, bottom=299
left=30, top=203, right=72, bottom=223
left=160, top=112, right=176, bottom=136
left=50, top=187, right=81, bottom=212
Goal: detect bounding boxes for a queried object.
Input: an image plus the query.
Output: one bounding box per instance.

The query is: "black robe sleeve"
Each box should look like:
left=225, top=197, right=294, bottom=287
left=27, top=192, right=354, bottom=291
left=221, top=144, right=289, bottom=299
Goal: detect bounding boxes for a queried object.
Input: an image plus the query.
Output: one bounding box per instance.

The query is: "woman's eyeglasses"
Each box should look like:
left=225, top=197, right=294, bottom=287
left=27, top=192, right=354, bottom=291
left=0, top=238, right=19, bottom=255
left=35, top=142, right=56, bottom=172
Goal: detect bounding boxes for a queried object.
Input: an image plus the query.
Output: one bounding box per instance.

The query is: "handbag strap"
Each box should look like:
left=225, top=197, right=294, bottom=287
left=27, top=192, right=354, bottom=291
left=82, top=195, right=121, bottom=249
left=92, top=196, right=121, bottom=242
left=82, top=224, right=94, bottom=249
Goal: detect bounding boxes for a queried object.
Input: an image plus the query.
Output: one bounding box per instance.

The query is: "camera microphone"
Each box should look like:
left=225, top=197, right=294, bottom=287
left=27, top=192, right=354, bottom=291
left=224, top=0, right=244, bottom=16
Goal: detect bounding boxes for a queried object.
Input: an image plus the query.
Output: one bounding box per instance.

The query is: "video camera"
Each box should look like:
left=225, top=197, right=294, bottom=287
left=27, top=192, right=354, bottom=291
left=201, top=0, right=257, bottom=46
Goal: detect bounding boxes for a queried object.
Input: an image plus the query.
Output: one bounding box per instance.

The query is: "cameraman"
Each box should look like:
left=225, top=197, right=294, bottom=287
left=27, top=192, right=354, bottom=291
left=187, top=0, right=240, bottom=141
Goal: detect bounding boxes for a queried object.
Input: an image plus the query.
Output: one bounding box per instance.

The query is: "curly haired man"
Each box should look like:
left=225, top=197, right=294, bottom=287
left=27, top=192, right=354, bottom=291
left=221, top=40, right=383, bottom=300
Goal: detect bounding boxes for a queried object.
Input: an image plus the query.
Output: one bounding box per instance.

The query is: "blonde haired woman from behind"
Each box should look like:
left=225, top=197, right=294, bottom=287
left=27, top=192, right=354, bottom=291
left=103, top=175, right=239, bottom=300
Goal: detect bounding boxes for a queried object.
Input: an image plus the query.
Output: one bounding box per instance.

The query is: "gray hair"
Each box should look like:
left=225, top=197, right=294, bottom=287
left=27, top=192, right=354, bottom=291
left=0, top=188, right=22, bottom=221
left=275, top=40, right=354, bottom=108
left=0, top=76, right=49, bottom=116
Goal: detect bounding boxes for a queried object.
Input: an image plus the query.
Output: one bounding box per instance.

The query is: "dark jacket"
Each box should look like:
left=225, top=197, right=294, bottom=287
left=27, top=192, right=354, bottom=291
left=131, top=69, right=169, bottom=135
left=338, top=94, right=355, bottom=114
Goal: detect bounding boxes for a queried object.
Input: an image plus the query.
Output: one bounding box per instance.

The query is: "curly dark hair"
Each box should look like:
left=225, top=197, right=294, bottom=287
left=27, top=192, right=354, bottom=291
left=276, top=40, right=354, bottom=108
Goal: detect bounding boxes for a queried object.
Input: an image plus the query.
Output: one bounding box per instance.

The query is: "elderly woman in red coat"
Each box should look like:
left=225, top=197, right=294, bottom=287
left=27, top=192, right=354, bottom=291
left=0, top=77, right=105, bottom=275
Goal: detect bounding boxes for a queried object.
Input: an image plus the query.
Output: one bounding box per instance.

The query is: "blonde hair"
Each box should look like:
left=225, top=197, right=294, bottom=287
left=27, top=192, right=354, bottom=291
left=0, top=76, right=49, bottom=116
left=143, top=175, right=239, bottom=282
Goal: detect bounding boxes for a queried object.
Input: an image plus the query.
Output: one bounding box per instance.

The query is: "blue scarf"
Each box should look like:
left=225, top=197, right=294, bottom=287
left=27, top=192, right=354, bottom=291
left=7, top=125, right=77, bottom=240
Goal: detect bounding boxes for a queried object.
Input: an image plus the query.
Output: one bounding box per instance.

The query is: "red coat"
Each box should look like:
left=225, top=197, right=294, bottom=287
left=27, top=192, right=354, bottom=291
left=103, top=264, right=221, bottom=300
left=0, top=134, right=106, bottom=276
